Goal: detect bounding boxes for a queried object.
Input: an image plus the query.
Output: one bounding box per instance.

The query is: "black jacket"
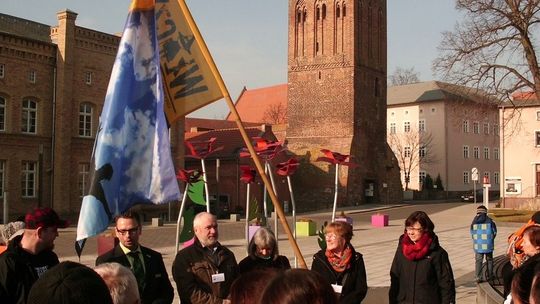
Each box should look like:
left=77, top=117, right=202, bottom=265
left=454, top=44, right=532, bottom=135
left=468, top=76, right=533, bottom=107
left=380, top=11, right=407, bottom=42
left=96, top=245, right=174, bottom=304
left=311, top=247, right=368, bottom=304
left=0, top=235, right=59, bottom=304
left=389, top=234, right=455, bottom=304
left=238, top=255, right=290, bottom=274
left=172, top=238, right=238, bottom=304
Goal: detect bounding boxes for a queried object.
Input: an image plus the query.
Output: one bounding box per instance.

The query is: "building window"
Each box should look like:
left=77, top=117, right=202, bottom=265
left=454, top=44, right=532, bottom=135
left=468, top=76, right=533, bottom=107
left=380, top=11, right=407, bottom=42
left=419, top=171, right=426, bottom=185
left=405, top=110, right=409, bottom=115
left=493, top=124, right=499, bottom=136
left=404, top=121, right=411, bottom=132
left=463, top=120, right=469, bottom=133
left=0, top=96, right=5, bottom=131
left=463, top=145, right=469, bottom=159
left=537, top=111, right=540, bottom=121
left=537, top=131, right=540, bottom=146
left=0, top=64, right=4, bottom=79
left=484, top=147, right=490, bottom=159
left=483, top=122, right=489, bottom=135
left=494, top=148, right=499, bottom=160
left=419, top=120, right=426, bottom=132
left=494, top=172, right=500, bottom=184
left=21, top=99, right=37, bottom=134
left=473, top=122, right=480, bottom=134
left=391, top=112, right=395, bottom=116
left=21, top=161, right=36, bottom=198
left=78, top=163, right=90, bottom=197
left=419, top=109, right=423, bottom=114
left=85, top=71, right=93, bottom=85
left=79, top=103, right=93, bottom=137
left=419, top=146, right=426, bottom=158
left=28, top=70, right=36, bottom=83
left=463, top=171, right=470, bottom=184
left=473, top=146, right=480, bottom=159
left=404, top=146, right=411, bottom=158
left=484, top=172, right=490, bottom=183
left=431, top=107, right=436, bottom=113
left=0, top=160, right=4, bottom=197
left=389, top=122, right=396, bottom=134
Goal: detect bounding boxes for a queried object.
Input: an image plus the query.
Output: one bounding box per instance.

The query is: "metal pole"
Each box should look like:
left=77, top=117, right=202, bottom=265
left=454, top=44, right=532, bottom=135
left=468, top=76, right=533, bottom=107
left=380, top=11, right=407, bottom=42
left=266, top=162, right=278, bottom=234
left=245, top=183, right=250, bottom=254
left=287, top=176, right=297, bottom=267
left=3, top=192, right=7, bottom=224
left=332, top=164, right=340, bottom=222
left=216, top=158, right=220, bottom=218
left=38, top=144, right=43, bottom=207
left=201, top=159, right=210, bottom=213
left=175, top=184, right=189, bottom=253
left=262, top=164, right=268, bottom=223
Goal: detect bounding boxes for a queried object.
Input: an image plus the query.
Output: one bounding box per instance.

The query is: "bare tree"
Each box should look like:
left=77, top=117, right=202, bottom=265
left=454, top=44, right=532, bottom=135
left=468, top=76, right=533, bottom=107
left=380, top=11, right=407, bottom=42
left=433, top=0, right=540, bottom=101
left=262, top=102, right=287, bottom=124
left=388, top=67, right=421, bottom=86
left=388, top=129, right=438, bottom=191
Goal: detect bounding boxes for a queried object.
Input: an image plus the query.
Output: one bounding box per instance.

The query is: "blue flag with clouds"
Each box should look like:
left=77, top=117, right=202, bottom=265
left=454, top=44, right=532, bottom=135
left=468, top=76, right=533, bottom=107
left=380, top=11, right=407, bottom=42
left=76, top=5, right=180, bottom=245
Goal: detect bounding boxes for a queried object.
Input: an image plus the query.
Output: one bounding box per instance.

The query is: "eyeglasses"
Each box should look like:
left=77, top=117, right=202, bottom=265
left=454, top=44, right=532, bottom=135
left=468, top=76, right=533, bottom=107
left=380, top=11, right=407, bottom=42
left=116, top=227, right=139, bottom=235
left=405, top=226, right=423, bottom=232
left=325, top=233, right=338, bottom=240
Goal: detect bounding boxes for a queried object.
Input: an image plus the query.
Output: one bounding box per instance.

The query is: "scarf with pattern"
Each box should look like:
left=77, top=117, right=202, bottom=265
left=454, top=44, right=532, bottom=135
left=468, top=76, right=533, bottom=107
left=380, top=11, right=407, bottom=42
left=325, top=244, right=353, bottom=272
left=402, top=233, right=433, bottom=261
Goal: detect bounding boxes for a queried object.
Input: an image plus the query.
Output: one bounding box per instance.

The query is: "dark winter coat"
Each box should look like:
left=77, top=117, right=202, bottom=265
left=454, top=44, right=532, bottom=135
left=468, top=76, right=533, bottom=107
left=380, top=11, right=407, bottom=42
left=311, top=247, right=368, bottom=304
left=238, top=254, right=290, bottom=274
left=172, top=238, right=238, bottom=304
left=389, top=234, right=455, bottom=304
left=0, top=235, right=60, bottom=304
left=96, top=244, right=174, bottom=304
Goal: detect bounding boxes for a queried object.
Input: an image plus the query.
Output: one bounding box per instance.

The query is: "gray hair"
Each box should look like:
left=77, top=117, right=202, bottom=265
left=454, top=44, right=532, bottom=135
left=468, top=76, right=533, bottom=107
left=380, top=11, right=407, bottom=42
left=95, top=263, right=140, bottom=304
left=193, top=212, right=216, bottom=229
left=249, top=227, right=279, bottom=260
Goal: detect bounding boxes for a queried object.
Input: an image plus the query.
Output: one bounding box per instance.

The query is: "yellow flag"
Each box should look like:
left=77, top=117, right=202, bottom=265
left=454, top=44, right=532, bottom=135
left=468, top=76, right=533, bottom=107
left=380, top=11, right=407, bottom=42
left=155, top=0, right=224, bottom=123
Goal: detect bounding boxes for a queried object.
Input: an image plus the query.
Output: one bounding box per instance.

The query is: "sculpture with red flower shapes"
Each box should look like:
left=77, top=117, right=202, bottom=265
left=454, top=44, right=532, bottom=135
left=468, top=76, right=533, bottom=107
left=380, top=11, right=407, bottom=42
left=240, top=137, right=284, bottom=222
left=174, top=169, right=203, bottom=252
left=240, top=165, right=257, bottom=252
left=316, top=149, right=357, bottom=222
left=185, top=138, right=223, bottom=213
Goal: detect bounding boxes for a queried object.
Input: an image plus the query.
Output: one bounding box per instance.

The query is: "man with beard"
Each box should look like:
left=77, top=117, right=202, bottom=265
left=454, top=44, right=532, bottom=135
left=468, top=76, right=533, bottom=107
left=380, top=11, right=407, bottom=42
left=172, top=212, right=238, bottom=304
left=0, top=207, right=69, bottom=304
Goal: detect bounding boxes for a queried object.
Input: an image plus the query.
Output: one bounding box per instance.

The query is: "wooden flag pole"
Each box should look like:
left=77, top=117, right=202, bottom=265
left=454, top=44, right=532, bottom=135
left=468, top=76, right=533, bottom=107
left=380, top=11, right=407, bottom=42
left=177, top=0, right=306, bottom=269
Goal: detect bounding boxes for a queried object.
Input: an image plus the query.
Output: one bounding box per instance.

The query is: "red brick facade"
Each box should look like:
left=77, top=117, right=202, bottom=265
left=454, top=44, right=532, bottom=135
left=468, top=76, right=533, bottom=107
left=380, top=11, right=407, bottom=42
left=287, top=0, right=402, bottom=208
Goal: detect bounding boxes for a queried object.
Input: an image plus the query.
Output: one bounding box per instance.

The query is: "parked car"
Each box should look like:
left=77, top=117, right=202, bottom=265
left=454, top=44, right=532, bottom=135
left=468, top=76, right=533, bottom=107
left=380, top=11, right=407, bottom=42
left=461, top=189, right=483, bottom=202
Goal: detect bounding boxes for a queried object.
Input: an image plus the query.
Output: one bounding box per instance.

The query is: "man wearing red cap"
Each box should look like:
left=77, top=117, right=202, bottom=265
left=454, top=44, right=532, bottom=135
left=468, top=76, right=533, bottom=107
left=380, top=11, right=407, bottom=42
left=0, top=207, right=69, bottom=304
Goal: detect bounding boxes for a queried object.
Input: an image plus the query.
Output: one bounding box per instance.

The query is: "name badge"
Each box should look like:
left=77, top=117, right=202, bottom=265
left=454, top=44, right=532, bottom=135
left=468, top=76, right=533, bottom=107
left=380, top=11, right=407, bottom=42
left=331, top=284, right=343, bottom=294
left=212, top=273, right=225, bottom=283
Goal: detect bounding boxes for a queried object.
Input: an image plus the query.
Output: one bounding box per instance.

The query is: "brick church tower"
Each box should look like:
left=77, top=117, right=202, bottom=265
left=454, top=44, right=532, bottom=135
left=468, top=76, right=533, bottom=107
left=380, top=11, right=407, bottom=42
left=286, top=0, right=402, bottom=208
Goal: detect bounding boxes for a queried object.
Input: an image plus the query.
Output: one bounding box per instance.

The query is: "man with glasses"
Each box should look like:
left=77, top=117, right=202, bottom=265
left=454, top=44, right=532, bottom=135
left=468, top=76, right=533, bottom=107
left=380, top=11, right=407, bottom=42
left=96, top=211, right=173, bottom=304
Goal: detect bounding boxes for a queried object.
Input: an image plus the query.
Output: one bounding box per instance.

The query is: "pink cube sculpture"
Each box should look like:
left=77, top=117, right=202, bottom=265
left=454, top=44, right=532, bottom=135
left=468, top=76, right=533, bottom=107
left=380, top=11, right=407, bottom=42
left=371, top=214, right=389, bottom=227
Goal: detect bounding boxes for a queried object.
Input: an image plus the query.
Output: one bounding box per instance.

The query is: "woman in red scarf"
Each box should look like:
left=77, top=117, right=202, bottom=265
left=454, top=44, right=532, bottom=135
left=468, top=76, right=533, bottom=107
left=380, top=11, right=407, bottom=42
left=389, top=211, right=455, bottom=304
left=311, top=221, right=367, bottom=304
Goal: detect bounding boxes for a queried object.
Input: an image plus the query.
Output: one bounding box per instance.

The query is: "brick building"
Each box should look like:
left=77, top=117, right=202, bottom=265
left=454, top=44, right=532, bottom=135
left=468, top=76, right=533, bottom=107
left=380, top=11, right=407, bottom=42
left=0, top=11, right=183, bottom=221
left=286, top=0, right=402, bottom=208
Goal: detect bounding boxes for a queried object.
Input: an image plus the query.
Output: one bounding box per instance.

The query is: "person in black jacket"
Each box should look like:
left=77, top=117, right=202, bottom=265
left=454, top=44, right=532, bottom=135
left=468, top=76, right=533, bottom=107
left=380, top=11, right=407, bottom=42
left=311, top=221, right=368, bottom=304
left=96, top=211, right=173, bottom=304
left=238, top=227, right=290, bottom=274
left=389, top=211, right=455, bottom=304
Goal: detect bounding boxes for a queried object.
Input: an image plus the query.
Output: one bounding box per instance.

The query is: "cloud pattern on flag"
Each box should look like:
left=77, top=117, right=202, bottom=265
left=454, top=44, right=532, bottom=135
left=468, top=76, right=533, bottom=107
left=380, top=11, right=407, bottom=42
left=77, top=6, right=180, bottom=242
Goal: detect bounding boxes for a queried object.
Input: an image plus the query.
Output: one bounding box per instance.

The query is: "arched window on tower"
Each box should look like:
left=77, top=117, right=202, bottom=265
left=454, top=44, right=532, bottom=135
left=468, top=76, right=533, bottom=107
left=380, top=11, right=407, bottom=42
left=342, top=3, right=346, bottom=17
left=336, top=5, right=340, bottom=18
left=303, top=9, right=307, bottom=56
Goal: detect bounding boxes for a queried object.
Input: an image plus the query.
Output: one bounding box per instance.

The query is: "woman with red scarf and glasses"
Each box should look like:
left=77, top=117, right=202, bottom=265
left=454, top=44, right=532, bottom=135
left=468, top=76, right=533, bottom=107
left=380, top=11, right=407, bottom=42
left=311, top=221, right=367, bottom=304
left=389, top=211, right=455, bottom=304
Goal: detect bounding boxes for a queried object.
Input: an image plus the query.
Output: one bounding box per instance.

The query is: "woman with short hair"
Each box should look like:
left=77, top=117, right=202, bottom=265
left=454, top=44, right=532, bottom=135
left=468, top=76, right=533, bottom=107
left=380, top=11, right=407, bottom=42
left=311, top=221, right=367, bottom=304
left=389, top=211, right=455, bottom=304
left=238, top=227, right=290, bottom=274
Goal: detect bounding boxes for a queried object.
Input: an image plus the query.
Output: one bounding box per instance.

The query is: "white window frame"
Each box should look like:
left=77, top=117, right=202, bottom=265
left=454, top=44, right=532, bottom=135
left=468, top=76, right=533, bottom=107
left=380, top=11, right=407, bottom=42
left=404, top=146, right=411, bottom=158
left=0, top=96, right=5, bottom=132
left=463, top=120, right=469, bottom=133
left=494, top=148, right=499, bottom=160
left=493, top=124, right=499, bottom=136
left=483, top=122, right=489, bottom=135
left=419, top=146, right=426, bottom=158
left=473, top=146, right=480, bottom=159
left=463, top=145, right=470, bottom=159
left=0, top=63, right=4, bottom=79
left=21, top=99, right=37, bottom=134
left=463, top=171, right=470, bottom=184
left=29, top=70, right=36, bottom=84
left=494, top=172, right=500, bottom=184
left=404, top=121, right=411, bottom=132
left=419, top=119, right=426, bottom=132
left=484, top=171, right=490, bottom=183
left=537, top=111, right=540, bottom=121
left=21, top=161, right=36, bottom=198
left=389, top=122, right=396, bottom=134
left=484, top=147, right=490, bottom=159
left=78, top=163, right=90, bottom=197
left=419, top=171, right=426, bottom=185
left=85, top=71, right=93, bottom=85
left=473, top=121, right=480, bottom=134
left=78, top=103, right=93, bottom=137
left=536, top=131, right=540, bottom=147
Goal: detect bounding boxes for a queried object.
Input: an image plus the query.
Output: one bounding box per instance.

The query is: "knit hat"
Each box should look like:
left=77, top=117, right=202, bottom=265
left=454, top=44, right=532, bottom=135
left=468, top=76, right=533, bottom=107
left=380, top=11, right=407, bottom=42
left=27, top=261, right=113, bottom=304
left=476, top=205, right=488, bottom=214
left=25, top=207, right=69, bottom=229
left=0, top=221, right=25, bottom=243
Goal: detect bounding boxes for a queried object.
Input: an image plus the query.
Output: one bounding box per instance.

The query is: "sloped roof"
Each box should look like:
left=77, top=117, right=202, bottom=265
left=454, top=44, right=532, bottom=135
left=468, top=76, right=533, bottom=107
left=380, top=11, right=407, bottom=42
left=510, top=91, right=540, bottom=107
left=387, top=81, right=499, bottom=106
left=185, top=117, right=260, bottom=132
left=0, top=13, right=52, bottom=43
left=225, top=84, right=287, bottom=123
left=184, top=126, right=277, bottom=159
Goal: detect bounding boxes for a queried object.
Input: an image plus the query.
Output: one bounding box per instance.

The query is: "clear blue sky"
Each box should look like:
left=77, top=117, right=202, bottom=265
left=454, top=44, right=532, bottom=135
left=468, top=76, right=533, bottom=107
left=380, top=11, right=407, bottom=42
left=2, top=0, right=461, bottom=119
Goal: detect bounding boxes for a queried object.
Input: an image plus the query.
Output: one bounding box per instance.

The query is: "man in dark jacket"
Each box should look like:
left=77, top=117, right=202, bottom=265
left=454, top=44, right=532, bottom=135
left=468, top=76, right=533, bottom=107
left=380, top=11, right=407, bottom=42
left=470, top=205, right=497, bottom=282
left=96, top=211, right=173, bottom=304
left=172, top=212, right=238, bottom=304
left=0, top=207, right=69, bottom=304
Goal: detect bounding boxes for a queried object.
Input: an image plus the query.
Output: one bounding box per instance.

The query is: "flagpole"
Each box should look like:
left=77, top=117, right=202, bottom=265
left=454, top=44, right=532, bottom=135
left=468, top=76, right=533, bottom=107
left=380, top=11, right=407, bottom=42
left=177, top=0, right=307, bottom=268
left=175, top=183, right=189, bottom=252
